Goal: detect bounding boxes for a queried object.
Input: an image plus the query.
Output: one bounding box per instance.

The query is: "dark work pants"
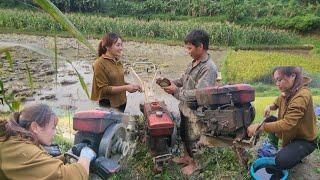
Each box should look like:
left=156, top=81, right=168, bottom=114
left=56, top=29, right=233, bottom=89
left=179, top=112, right=199, bottom=157
left=99, top=99, right=126, bottom=113
left=275, top=139, right=317, bottom=170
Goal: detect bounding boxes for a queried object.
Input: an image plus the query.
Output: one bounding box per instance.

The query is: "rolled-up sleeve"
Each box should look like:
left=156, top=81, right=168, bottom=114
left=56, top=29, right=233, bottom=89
left=93, top=62, right=113, bottom=95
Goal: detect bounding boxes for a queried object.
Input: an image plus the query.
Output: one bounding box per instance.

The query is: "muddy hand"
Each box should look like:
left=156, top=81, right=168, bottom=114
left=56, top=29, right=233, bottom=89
left=247, top=123, right=260, bottom=137
left=127, top=84, right=140, bottom=93
left=264, top=105, right=272, bottom=118
left=137, top=84, right=143, bottom=92
left=163, top=82, right=177, bottom=94
left=156, top=77, right=163, bottom=85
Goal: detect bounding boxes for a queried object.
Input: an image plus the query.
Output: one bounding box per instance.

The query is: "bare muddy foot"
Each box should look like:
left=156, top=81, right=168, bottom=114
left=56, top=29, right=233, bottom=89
left=172, top=155, right=192, bottom=165
left=181, top=160, right=198, bottom=176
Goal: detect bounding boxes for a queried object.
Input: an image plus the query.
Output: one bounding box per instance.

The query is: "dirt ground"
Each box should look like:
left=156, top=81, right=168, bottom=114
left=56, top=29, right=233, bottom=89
left=0, top=33, right=226, bottom=115
left=0, top=33, right=319, bottom=179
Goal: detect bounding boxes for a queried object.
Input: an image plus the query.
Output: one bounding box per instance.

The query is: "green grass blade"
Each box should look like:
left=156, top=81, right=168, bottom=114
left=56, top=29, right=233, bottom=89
left=0, top=42, right=61, bottom=59
left=25, top=63, right=34, bottom=91
left=0, top=42, right=90, bottom=99
left=65, top=59, right=90, bottom=99
left=5, top=51, right=13, bottom=71
left=0, top=80, right=13, bottom=111
left=0, top=80, right=4, bottom=103
left=33, top=0, right=96, bottom=54
left=54, top=35, right=58, bottom=84
left=11, top=100, right=21, bottom=112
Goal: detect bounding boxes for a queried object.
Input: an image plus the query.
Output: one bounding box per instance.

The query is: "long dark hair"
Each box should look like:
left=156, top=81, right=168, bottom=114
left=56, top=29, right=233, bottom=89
left=272, top=66, right=303, bottom=100
left=0, top=103, right=57, bottom=145
left=98, top=32, right=122, bottom=57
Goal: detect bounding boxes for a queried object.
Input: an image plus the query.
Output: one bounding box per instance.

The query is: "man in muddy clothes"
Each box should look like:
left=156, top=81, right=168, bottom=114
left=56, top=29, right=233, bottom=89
left=160, top=29, right=218, bottom=175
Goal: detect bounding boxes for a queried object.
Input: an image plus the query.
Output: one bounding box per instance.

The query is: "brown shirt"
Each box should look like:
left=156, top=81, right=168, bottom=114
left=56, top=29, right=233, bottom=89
left=264, top=87, right=318, bottom=146
left=0, top=137, right=88, bottom=180
left=91, top=56, right=126, bottom=107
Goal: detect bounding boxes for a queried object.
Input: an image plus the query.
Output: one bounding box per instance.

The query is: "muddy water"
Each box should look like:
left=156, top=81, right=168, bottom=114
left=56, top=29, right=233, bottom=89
left=0, top=33, right=226, bottom=116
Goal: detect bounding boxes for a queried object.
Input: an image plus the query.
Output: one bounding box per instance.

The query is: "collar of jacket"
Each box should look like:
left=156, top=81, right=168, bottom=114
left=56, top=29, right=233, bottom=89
left=101, top=54, right=121, bottom=65
left=192, top=53, right=210, bottom=64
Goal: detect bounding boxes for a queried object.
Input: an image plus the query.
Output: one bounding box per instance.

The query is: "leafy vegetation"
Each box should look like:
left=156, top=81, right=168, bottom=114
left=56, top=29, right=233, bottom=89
left=0, top=8, right=298, bottom=46
left=2, top=0, right=320, bottom=32
left=109, top=142, right=249, bottom=179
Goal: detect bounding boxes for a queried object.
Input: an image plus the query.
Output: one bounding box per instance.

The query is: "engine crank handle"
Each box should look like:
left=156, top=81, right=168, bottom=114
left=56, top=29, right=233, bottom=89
left=249, top=117, right=268, bottom=145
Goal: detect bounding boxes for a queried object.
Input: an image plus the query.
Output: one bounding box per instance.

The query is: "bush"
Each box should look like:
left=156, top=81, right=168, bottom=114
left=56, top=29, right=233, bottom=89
left=254, top=14, right=320, bottom=33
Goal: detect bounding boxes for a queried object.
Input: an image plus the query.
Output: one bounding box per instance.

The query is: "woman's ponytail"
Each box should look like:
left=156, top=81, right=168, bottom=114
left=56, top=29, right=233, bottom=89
left=97, top=32, right=122, bottom=57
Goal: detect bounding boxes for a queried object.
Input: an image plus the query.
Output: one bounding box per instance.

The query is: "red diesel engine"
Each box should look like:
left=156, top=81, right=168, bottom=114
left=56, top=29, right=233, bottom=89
left=70, top=110, right=132, bottom=178
left=141, top=101, right=177, bottom=171
left=187, top=84, right=256, bottom=138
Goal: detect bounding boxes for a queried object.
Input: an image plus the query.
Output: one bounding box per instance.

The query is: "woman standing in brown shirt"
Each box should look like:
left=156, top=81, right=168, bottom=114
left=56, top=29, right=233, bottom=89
left=91, top=32, right=140, bottom=112
left=247, top=66, right=318, bottom=170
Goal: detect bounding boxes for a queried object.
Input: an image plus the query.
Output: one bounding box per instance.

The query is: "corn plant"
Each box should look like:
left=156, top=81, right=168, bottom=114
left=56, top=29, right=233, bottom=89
left=0, top=8, right=298, bottom=46
left=4, top=51, right=13, bottom=71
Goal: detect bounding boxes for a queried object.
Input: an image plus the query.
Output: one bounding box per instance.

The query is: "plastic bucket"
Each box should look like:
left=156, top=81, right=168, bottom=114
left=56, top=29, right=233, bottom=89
left=250, top=157, right=289, bottom=180
left=315, top=106, right=320, bottom=116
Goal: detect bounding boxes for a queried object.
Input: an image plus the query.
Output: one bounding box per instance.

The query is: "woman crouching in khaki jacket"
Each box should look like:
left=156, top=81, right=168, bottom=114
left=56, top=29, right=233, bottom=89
left=247, top=66, right=318, bottom=170
left=0, top=103, right=96, bottom=179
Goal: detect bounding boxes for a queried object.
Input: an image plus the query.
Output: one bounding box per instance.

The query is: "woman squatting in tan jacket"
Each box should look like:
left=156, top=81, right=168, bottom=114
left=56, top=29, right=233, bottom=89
left=247, top=66, right=318, bottom=170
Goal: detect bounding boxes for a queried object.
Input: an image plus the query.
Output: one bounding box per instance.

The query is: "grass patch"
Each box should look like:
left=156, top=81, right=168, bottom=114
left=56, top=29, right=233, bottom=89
left=253, top=96, right=277, bottom=122
left=253, top=83, right=320, bottom=97
left=110, top=143, right=249, bottom=179
left=222, top=50, right=320, bottom=84
left=110, top=142, right=183, bottom=179
left=53, top=133, right=72, bottom=153
left=253, top=96, right=320, bottom=123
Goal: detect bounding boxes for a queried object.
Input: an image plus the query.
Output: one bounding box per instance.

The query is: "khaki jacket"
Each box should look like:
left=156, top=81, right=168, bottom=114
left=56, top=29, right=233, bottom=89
left=264, top=86, right=318, bottom=146
left=173, top=53, right=217, bottom=103
left=0, top=137, right=88, bottom=180
left=91, top=56, right=126, bottom=107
